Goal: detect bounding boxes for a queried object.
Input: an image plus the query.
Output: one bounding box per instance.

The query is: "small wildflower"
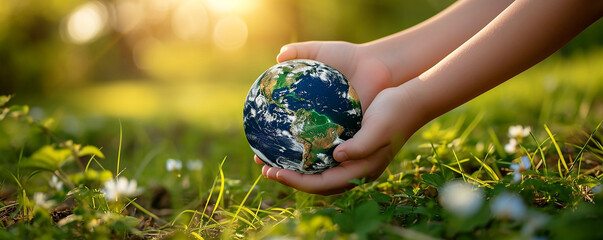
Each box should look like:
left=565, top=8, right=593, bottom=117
left=510, top=156, right=532, bottom=183
left=508, top=125, right=531, bottom=139
left=186, top=159, right=203, bottom=171
left=50, top=175, right=64, bottom=191
left=504, top=138, right=518, bottom=154
left=439, top=180, right=484, bottom=217
left=166, top=158, right=182, bottom=172
left=490, top=192, right=527, bottom=221
left=102, top=177, right=142, bottom=202
left=33, top=192, right=56, bottom=209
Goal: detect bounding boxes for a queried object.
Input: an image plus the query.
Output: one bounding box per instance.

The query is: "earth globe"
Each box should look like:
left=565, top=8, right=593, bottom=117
left=243, top=59, right=362, bottom=174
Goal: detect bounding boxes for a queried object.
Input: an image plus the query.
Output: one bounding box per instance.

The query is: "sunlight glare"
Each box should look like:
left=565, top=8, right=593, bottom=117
left=144, top=0, right=179, bottom=23
left=112, top=0, right=142, bottom=33
left=213, top=16, right=248, bottom=51
left=205, top=0, right=257, bottom=14
left=65, top=1, right=108, bottom=44
left=172, top=0, right=210, bottom=41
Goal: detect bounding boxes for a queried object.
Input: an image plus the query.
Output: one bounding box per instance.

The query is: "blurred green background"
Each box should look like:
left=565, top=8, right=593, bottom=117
left=2, top=0, right=602, bottom=123
left=1, top=0, right=602, bottom=185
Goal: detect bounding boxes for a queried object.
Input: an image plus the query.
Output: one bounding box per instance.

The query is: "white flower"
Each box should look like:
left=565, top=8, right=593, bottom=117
left=33, top=192, right=56, bottom=209
left=50, top=175, right=64, bottom=191
left=505, top=138, right=518, bottom=154
left=186, top=159, right=203, bottom=171
left=490, top=192, right=527, bottom=221
left=508, top=125, right=531, bottom=139
left=102, top=177, right=142, bottom=202
left=166, top=158, right=182, bottom=172
left=439, top=180, right=484, bottom=217
left=510, top=156, right=532, bottom=183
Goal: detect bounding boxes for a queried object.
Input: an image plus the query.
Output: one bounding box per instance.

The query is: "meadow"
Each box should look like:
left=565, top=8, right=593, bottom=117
left=1, top=48, right=602, bottom=239
left=1, top=0, right=602, bottom=239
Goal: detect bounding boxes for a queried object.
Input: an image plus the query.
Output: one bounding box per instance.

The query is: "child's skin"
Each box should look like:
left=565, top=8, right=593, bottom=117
left=254, top=0, right=603, bottom=195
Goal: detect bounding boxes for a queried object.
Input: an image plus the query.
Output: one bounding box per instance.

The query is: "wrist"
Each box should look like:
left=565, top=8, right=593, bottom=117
left=361, top=34, right=433, bottom=87
left=390, top=83, right=432, bottom=141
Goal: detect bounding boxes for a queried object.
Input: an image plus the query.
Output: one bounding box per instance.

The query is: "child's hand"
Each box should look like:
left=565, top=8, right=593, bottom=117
left=251, top=41, right=397, bottom=195
left=256, top=84, right=424, bottom=195
left=276, top=41, right=393, bottom=110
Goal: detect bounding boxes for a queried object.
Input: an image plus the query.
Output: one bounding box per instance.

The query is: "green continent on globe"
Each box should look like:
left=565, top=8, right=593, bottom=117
left=259, top=64, right=306, bottom=105
left=291, top=109, right=344, bottom=170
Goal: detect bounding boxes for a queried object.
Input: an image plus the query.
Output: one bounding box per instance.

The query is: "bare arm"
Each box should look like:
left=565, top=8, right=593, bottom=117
left=276, top=0, right=514, bottom=107
left=269, top=0, right=602, bottom=195
left=364, top=0, right=515, bottom=86
left=405, top=0, right=603, bottom=121
left=263, top=0, right=602, bottom=195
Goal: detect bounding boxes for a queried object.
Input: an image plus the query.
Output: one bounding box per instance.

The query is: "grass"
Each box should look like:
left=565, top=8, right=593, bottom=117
left=1, top=49, right=602, bottom=239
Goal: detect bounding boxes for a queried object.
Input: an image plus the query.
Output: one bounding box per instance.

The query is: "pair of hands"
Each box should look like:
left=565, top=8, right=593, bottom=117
left=254, top=41, right=424, bottom=195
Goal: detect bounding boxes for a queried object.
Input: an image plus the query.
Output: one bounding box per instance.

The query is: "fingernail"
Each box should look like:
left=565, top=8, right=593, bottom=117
left=335, top=151, right=348, bottom=162
left=280, top=46, right=288, bottom=53
left=262, top=165, right=269, bottom=177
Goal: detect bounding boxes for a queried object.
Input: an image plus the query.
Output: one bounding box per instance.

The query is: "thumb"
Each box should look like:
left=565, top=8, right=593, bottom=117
left=333, top=114, right=391, bottom=162
left=277, top=41, right=322, bottom=63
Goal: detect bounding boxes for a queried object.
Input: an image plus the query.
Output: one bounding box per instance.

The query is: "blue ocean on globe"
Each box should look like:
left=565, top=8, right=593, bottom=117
left=243, top=59, right=362, bottom=174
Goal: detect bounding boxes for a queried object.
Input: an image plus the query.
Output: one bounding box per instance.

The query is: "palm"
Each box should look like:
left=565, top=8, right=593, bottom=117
left=278, top=41, right=392, bottom=110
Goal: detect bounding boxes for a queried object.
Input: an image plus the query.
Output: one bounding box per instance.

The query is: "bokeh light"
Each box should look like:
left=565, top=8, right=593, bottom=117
left=111, top=0, right=143, bottom=33
left=205, top=0, right=257, bottom=14
left=213, top=16, right=248, bottom=51
left=171, top=0, right=210, bottom=41
left=64, top=1, right=108, bottom=44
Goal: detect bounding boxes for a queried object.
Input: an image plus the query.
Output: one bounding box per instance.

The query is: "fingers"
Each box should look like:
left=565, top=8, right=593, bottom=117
left=274, top=147, right=391, bottom=195
left=258, top=146, right=392, bottom=195
left=276, top=42, right=322, bottom=63
left=334, top=113, right=390, bottom=162
left=261, top=164, right=351, bottom=195
left=254, top=155, right=265, bottom=165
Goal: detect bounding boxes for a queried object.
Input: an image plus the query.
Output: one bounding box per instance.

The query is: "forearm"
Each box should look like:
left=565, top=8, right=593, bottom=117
left=363, top=0, right=514, bottom=85
left=405, top=0, right=603, bottom=122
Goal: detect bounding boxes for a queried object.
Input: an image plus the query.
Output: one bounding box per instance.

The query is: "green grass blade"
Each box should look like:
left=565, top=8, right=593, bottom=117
left=200, top=175, right=217, bottom=227
left=440, top=164, right=492, bottom=188
left=172, top=210, right=221, bottom=227
left=488, top=128, right=505, bottom=156
left=459, top=111, right=484, bottom=143
left=231, top=174, right=262, bottom=228
left=84, top=154, right=97, bottom=173
left=452, top=150, right=467, bottom=182
left=568, top=120, right=602, bottom=176
left=544, top=124, right=568, bottom=177
left=206, top=157, right=227, bottom=228
left=8, top=171, right=23, bottom=189
left=529, top=132, right=549, bottom=178
left=429, top=142, right=448, bottom=180
left=471, top=154, right=499, bottom=181
left=116, top=119, right=123, bottom=178
left=251, top=199, right=263, bottom=226
left=128, top=198, right=166, bottom=225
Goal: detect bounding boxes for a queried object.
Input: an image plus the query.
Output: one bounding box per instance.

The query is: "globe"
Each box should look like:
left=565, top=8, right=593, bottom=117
left=243, top=59, right=362, bottom=174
